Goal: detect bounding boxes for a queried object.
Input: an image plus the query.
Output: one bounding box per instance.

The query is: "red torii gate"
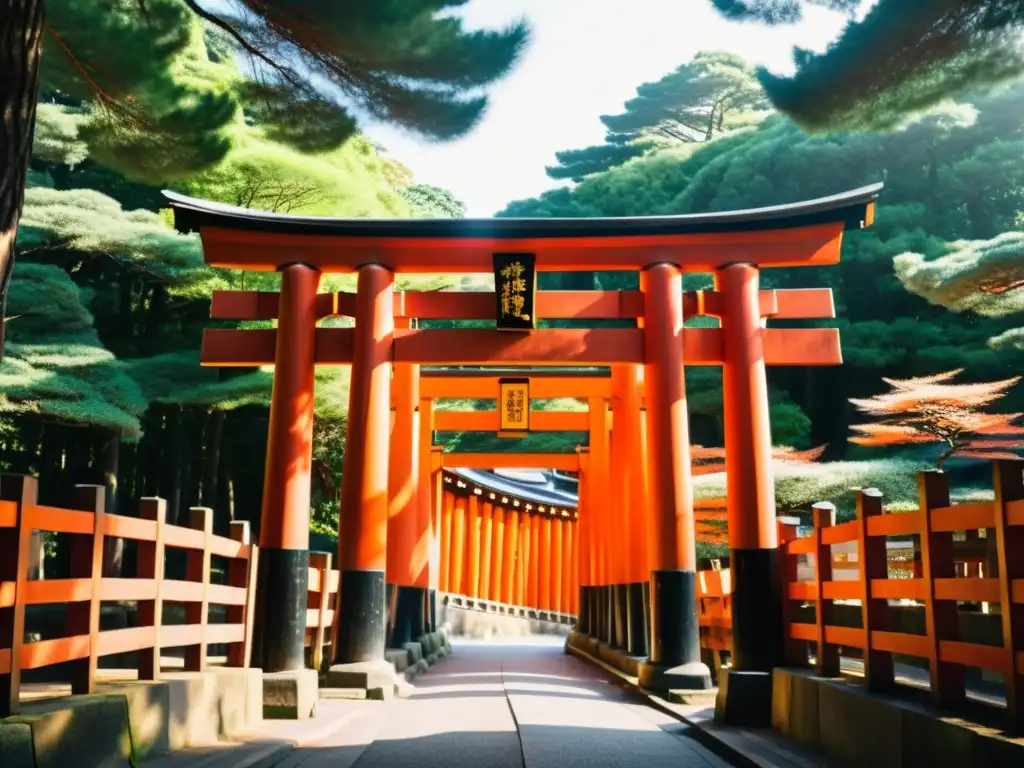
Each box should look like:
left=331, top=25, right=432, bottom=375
left=166, top=183, right=881, bottom=720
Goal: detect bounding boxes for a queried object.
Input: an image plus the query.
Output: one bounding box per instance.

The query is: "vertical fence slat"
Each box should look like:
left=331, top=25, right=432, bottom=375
left=185, top=507, right=213, bottom=672
left=813, top=501, right=839, bottom=676
left=0, top=474, right=37, bottom=716
left=992, top=459, right=1024, bottom=732
left=918, top=470, right=965, bottom=709
left=137, top=497, right=166, bottom=680
left=777, top=520, right=804, bottom=666
left=856, top=488, right=894, bottom=692
left=226, top=520, right=254, bottom=668
left=69, top=485, right=105, bottom=695
left=309, top=551, right=332, bottom=672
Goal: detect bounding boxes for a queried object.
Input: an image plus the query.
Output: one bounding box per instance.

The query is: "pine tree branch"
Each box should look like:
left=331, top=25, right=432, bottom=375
left=180, top=0, right=297, bottom=86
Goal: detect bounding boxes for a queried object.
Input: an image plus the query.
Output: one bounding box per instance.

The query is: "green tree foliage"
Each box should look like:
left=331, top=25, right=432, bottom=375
left=1, top=263, right=146, bottom=436
left=546, top=134, right=660, bottom=183
left=399, top=183, right=467, bottom=218
left=895, top=231, right=1024, bottom=350
left=602, top=51, right=769, bottom=143
left=545, top=51, right=769, bottom=182
left=712, top=1, right=1024, bottom=131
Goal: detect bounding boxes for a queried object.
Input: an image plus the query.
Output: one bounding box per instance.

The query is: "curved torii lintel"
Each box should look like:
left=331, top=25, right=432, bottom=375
left=164, top=184, right=883, bottom=273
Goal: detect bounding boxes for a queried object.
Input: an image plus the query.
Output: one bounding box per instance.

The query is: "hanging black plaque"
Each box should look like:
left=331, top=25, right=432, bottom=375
left=493, top=252, right=537, bottom=331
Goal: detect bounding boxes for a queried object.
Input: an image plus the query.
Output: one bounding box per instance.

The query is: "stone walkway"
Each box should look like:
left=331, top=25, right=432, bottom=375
left=146, top=637, right=737, bottom=767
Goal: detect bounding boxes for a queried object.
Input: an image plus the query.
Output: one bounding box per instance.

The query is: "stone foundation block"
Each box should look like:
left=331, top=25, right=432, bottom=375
left=263, top=668, right=319, bottom=720
left=326, top=659, right=397, bottom=700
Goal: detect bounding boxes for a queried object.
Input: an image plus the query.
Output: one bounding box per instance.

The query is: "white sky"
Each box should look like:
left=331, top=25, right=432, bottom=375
left=361, top=1, right=855, bottom=216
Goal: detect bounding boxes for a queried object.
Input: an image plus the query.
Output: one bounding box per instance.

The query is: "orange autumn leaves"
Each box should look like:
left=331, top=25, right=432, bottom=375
left=690, top=444, right=826, bottom=544
left=849, top=369, right=1024, bottom=470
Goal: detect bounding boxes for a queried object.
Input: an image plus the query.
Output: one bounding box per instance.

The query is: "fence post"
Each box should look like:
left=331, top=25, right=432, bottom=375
left=137, top=497, right=167, bottom=680
left=309, top=552, right=332, bottom=672
left=185, top=507, right=213, bottom=672
left=992, top=460, right=1024, bottom=732
left=918, top=470, right=965, bottom=709
left=776, top=519, right=803, bottom=666
left=69, top=485, right=106, bottom=695
left=855, top=488, right=894, bottom=692
left=0, top=474, right=37, bottom=716
left=813, top=501, right=839, bottom=676
left=226, top=520, right=255, bottom=668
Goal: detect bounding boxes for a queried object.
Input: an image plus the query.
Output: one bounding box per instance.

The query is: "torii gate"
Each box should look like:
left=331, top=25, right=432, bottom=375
left=167, top=182, right=881, bottom=721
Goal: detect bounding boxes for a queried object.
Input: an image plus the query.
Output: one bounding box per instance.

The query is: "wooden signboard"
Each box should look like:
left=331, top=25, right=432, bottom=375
left=493, top=252, right=537, bottom=330
left=499, top=378, right=530, bottom=437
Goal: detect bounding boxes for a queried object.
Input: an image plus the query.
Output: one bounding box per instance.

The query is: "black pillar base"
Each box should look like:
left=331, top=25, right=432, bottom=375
left=335, top=569, right=386, bottom=664
left=614, top=584, right=629, bottom=649
left=577, top=586, right=590, bottom=635
left=427, top=588, right=437, bottom=634
left=389, top=585, right=425, bottom=647
left=589, top=587, right=600, bottom=638
left=603, top=585, right=614, bottom=644
left=626, top=582, right=646, bottom=657
left=714, top=669, right=773, bottom=727
left=731, top=547, right=781, bottom=672
left=642, top=580, right=651, bottom=657
left=252, top=547, right=309, bottom=673
left=648, top=569, right=709, bottom=685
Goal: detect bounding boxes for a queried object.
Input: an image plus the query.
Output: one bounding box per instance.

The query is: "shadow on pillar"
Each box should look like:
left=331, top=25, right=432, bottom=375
left=335, top=569, right=386, bottom=663
left=714, top=547, right=781, bottom=727
left=639, top=570, right=712, bottom=692
left=252, top=548, right=310, bottom=672
left=626, top=582, right=647, bottom=657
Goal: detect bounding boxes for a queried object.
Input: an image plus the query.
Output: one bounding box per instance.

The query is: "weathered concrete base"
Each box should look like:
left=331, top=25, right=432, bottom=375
left=595, top=641, right=644, bottom=678
left=714, top=668, right=772, bottom=727
left=638, top=660, right=715, bottom=700
left=263, top=668, right=318, bottom=720
left=0, top=666, right=263, bottom=768
left=326, top=659, right=397, bottom=700
left=772, top=667, right=1024, bottom=767
left=440, top=599, right=571, bottom=639
left=3, top=694, right=132, bottom=768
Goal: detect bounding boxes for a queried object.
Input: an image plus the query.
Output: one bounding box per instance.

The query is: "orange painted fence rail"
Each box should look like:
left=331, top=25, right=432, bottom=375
left=0, top=474, right=259, bottom=717
left=437, top=474, right=579, bottom=617
left=696, top=460, right=1024, bottom=730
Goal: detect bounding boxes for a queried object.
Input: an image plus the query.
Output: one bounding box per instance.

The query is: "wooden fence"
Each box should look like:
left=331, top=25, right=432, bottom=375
left=305, top=551, right=339, bottom=671
left=696, top=459, right=1024, bottom=730
left=0, top=474, right=258, bottom=717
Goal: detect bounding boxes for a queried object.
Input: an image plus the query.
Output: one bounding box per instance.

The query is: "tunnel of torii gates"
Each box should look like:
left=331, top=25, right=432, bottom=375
left=166, top=182, right=881, bottom=700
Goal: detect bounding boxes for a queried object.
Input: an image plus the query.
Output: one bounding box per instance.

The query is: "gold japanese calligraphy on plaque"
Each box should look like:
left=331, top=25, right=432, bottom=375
left=498, top=378, right=530, bottom=437
left=493, top=252, right=537, bottom=330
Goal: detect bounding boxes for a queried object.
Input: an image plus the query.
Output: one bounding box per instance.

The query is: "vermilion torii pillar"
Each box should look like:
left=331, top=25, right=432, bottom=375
left=329, top=264, right=395, bottom=690
left=386, top=359, right=424, bottom=650
left=639, top=262, right=712, bottom=691
left=714, top=262, right=780, bottom=724
left=253, top=263, right=320, bottom=673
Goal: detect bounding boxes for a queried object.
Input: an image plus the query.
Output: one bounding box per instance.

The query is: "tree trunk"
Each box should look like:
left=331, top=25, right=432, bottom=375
left=38, top=420, right=61, bottom=502
left=202, top=409, right=226, bottom=530
left=14, top=415, right=41, bottom=474
left=145, top=283, right=168, bottom=342
left=0, top=0, right=46, bottom=359
left=92, top=428, right=124, bottom=576
left=160, top=404, right=184, bottom=525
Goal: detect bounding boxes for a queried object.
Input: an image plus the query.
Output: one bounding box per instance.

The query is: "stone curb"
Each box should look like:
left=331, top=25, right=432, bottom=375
left=565, top=640, right=767, bottom=768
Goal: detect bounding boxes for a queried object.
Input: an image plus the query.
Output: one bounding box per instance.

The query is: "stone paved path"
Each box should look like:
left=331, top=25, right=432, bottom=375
left=146, top=637, right=736, bottom=767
